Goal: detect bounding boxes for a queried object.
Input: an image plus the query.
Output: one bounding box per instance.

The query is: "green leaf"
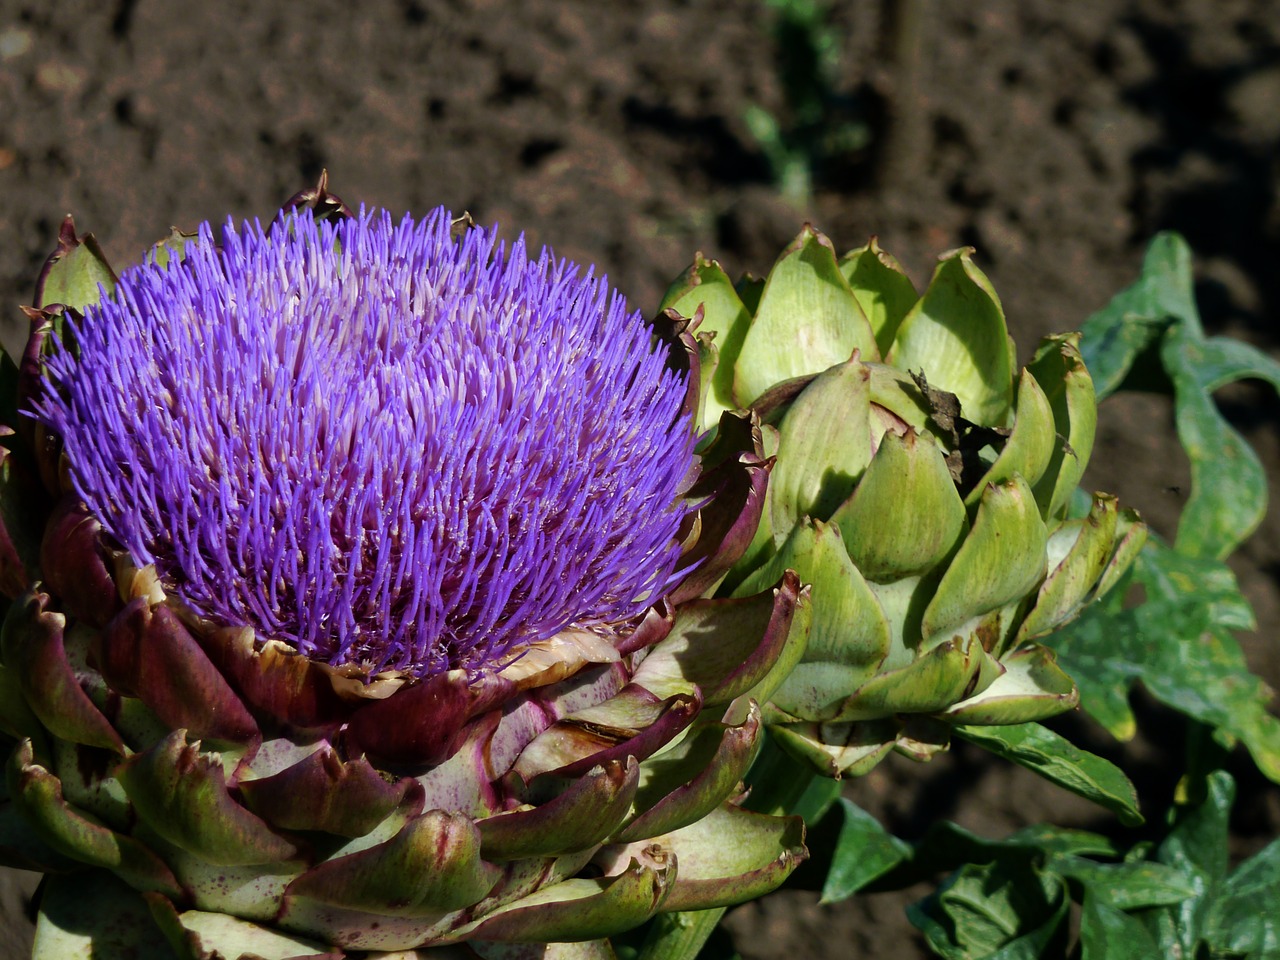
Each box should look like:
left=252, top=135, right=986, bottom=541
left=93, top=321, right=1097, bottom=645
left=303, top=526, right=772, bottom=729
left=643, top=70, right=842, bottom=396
left=1078, top=890, right=1160, bottom=960
left=1078, top=231, right=1196, bottom=401
left=908, top=858, right=1067, bottom=960
left=1079, top=229, right=1280, bottom=559
left=1148, top=770, right=1236, bottom=959
left=820, top=797, right=911, bottom=903
left=955, top=723, right=1142, bottom=826
left=1048, top=541, right=1280, bottom=783
left=1053, top=858, right=1197, bottom=910
left=632, top=908, right=727, bottom=960
left=1203, top=835, right=1280, bottom=958
left=904, top=820, right=1116, bottom=882
left=1163, top=329, right=1280, bottom=559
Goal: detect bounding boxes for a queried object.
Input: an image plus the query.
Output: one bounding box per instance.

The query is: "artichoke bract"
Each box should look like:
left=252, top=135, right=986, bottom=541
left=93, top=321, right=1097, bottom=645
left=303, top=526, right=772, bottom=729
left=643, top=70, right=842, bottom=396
left=662, top=227, right=1145, bottom=777
left=0, top=182, right=810, bottom=958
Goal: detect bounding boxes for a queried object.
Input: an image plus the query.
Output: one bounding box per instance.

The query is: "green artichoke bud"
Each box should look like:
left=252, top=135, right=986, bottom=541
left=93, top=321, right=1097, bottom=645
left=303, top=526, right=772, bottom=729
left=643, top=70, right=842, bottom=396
left=662, top=227, right=1146, bottom=777
left=0, top=182, right=812, bottom=957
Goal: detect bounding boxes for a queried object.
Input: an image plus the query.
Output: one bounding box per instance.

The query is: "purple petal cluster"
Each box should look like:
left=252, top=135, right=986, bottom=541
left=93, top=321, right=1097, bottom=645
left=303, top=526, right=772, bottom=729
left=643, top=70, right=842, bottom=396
left=35, top=209, right=695, bottom=678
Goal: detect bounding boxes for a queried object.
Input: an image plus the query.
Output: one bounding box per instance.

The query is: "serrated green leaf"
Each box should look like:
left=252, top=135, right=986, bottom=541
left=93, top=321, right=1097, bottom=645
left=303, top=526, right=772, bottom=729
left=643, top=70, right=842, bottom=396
left=820, top=797, right=911, bottom=903
left=1163, top=330, right=1280, bottom=560
left=955, top=723, right=1142, bottom=826
left=1048, top=542, right=1280, bottom=783
left=1078, top=231, right=1197, bottom=401
left=908, top=858, right=1067, bottom=960
left=1079, top=229, right=1280, bottom=560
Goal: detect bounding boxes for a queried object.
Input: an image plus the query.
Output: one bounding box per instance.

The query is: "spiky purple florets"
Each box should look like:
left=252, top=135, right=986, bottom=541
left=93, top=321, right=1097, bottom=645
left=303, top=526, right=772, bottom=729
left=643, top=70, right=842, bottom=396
left=36, top=209, right=695, bottom=678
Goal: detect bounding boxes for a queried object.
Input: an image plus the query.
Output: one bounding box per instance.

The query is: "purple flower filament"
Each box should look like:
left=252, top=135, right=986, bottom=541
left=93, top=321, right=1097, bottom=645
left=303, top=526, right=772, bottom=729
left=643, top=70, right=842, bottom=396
left=35, top=209, right=695, bottom=678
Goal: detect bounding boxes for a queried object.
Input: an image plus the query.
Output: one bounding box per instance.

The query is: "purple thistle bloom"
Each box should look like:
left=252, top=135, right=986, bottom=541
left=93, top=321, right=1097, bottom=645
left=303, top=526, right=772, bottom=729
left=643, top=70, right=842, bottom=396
left=34, top=208, right=695, bottom=678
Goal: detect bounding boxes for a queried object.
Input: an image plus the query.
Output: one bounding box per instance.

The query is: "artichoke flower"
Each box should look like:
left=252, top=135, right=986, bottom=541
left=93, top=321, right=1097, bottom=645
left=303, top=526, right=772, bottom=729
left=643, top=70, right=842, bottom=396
left=0, top=182, right=811, bottom=958
left=661, top=227, right=1145, bottom=777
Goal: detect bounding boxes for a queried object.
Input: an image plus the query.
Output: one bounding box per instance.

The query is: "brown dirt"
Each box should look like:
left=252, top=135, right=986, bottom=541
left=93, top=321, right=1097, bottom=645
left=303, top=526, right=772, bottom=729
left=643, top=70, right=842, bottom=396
left=1, top=1, right=1278, bottom=956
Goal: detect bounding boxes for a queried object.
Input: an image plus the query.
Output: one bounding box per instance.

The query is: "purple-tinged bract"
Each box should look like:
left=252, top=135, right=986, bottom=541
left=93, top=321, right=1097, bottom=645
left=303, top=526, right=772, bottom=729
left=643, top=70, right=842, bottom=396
left=34, top=208, right=695, bottom=678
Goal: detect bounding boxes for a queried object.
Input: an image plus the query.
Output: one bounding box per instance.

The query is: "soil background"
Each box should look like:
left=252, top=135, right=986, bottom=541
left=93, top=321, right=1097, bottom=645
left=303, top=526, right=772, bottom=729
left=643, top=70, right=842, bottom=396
left=1, top=1, right=1279, bottom=957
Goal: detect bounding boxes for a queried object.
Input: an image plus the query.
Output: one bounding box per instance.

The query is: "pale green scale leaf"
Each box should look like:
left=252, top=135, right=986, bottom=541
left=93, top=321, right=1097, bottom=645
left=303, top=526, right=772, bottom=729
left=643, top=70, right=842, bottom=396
left=921, top=475, right=1048, bottom=644
left=838, top=238, right=918, bottom=358
left=660, top=255, right=753, bottom=422
left=733, top=225, right=878, bottom=405
left=887, top=249, right=1014, bottom=427
left=1016, top=494, right=1119, bottom=643
left=965, top=368, right=1057, bottom=507
left=733, top=520, right=889, bottom=720
left=831, top=636, right=994, bottom=722
left=1026, top=334, right=1096, bottom=520
left=830, top=428, right=968, bottom=582
left=35, top=231, right=118, bottom=313
left=942, top=645, right=1078, bottom=726
left=34, top=872, right=179, bottom=959
left=769, top=358, right=872, bottom=537
left=145, top=227, right=200, bottom=269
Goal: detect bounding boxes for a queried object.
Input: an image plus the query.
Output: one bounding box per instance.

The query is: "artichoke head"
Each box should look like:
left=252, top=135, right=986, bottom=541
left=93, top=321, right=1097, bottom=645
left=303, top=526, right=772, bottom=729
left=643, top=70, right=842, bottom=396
left=0, top=186, right=812, bottom=958
left=662, top=226, right=1146, bottom=777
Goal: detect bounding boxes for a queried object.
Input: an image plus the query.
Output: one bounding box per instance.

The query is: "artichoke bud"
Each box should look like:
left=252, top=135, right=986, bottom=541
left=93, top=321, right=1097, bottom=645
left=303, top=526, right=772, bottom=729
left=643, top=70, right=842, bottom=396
left=0, top=181, right=812, bottom=954
left=663, top=225, right=1147, bottom=776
